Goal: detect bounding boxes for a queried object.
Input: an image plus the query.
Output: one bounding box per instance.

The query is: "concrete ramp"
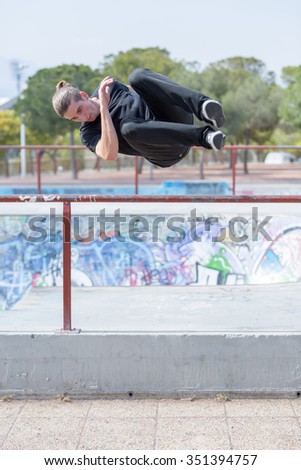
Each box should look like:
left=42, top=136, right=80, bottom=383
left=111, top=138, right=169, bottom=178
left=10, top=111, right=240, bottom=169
left=0, top=284, right=301, bottom=397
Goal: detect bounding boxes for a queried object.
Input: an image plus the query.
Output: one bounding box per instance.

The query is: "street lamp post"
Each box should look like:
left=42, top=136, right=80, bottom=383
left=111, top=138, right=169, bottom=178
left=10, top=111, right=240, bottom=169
left=11, top=61, right=28, bottom=178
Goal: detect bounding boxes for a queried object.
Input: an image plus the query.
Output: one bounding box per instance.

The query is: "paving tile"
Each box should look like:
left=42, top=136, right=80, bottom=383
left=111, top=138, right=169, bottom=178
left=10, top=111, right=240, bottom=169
left=79, top=417, right=156, bottom=450
left=88, top=399, right=157, bottom=418
left=157, top=399, right=225, bottom=418
left=19, top=399, right=91, bottom=418
left=1, top=399, right=300, bottom=450
left=0, top=417, right=15, bottom=449
left=228, top=417, right=301, bottom=450
left=0, top=400, right=24, bottom=417
left=156, top=417, right=230, bottom=450
left=290, top=399, right=301, bottom=417
left=2, top=417, right=85, bottom=450
left=225, top=399, right=294, bottom=417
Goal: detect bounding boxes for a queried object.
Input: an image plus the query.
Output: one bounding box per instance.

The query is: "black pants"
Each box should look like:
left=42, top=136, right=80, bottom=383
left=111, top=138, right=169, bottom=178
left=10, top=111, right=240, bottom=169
left=120, top=68, right=211, bottom=168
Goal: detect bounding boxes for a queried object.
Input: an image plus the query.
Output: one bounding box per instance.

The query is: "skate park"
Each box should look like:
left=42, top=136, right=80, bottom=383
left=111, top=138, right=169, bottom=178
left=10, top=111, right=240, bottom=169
left=1, top=144, right=301, bottom=397
left=1, top=146, right=301, bottom=450
left=2, top=0, right=301, bottom=454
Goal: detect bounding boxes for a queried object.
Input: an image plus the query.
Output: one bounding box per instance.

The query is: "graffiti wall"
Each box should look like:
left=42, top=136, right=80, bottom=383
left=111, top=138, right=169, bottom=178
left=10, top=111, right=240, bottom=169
left=1, top=210, right=301, bottom=309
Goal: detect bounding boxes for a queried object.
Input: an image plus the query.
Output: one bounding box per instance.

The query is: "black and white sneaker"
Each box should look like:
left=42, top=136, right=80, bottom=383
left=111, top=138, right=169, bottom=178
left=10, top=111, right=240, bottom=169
left=203, top=127, right=226, bottom=150
left=201, top=99, right=225, bottom=128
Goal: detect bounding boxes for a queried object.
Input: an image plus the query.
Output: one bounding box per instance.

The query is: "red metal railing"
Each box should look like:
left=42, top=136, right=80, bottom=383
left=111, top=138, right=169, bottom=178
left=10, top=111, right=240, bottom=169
left=0, top=145, right=141, bottom=196
left=227, top=145, right=301, bottom=195
left=1, top=193, right=301, bottom=331
left=63, top=201, right=72, bottom=331
left=1, top=145, right=301, bottom=196
left=36, top=148, right=42, bottom=194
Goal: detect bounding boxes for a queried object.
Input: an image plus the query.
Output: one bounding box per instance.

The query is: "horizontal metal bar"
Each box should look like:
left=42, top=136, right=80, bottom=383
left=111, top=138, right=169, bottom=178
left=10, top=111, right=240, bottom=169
left=0, top=145, right=301, bottom=151
left=0, top=145, right=85, bottom=150
left=1, top=194, right=301, bottom=203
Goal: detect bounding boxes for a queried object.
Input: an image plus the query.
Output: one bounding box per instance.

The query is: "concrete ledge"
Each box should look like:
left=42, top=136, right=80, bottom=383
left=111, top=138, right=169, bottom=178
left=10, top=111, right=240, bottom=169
left=1, top=331, right=301, bottom=397
left=1, top=285, right=301, bottom=396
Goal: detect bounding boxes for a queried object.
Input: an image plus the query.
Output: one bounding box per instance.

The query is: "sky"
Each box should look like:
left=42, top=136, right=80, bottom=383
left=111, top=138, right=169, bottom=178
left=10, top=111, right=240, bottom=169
left=0, top=0, right=300, bottom=98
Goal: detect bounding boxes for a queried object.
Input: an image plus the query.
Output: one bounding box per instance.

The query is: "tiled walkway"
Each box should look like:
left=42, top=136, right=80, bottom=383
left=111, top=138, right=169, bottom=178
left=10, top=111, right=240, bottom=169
left=1, top=397, right=301, bottom=450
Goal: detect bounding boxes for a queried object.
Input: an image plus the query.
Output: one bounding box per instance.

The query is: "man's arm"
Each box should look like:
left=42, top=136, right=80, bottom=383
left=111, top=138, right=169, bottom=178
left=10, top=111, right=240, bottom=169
left=93, top=76, right=119, bottom=161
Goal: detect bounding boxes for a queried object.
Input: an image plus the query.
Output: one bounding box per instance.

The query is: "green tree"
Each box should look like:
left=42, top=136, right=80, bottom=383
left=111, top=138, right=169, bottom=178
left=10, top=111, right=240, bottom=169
left=223, top=77, right=281, bottom=142
left=0, top=110, right=20, bottom=145
left=279, top=66, right=301, bottom=131
left=99, top=47, right=202, bottom=89
left=0, top=110, right=42, bottom=176
left=201, top=57, right=281, bottom=172
left=201, top=57, right=274, bottom=97
left=0, top=110, right=20, bottom=176
left=14, top=64, right=100, bottom=178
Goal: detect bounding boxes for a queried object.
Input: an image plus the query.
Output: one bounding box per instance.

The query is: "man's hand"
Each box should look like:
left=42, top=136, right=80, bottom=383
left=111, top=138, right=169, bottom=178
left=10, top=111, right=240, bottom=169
left=98, top=76, right=115, bottom=109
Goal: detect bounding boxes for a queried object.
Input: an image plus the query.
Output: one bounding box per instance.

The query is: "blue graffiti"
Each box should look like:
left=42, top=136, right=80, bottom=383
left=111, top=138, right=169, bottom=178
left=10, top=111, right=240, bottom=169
left=0, top=214, right=301, bottom=309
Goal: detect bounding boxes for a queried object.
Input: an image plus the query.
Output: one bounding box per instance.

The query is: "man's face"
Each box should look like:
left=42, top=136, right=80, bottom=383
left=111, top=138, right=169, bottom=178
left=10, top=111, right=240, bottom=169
left=64, top=93, right=99, bottom=122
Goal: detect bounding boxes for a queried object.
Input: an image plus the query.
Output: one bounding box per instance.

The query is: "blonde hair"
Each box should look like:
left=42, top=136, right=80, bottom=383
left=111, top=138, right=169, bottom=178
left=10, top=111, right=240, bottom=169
left=52, top=80, right=83, bottom=117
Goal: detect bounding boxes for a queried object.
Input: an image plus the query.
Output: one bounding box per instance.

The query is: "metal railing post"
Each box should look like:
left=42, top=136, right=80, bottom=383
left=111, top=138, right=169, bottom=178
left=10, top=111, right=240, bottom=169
left=135, top=156, right=139, bottom=195
left=63, top=201, right=72, bottom=330
left=36, top=148, right=41, bottom=194
left=231, top=147, right=237, bottom=195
